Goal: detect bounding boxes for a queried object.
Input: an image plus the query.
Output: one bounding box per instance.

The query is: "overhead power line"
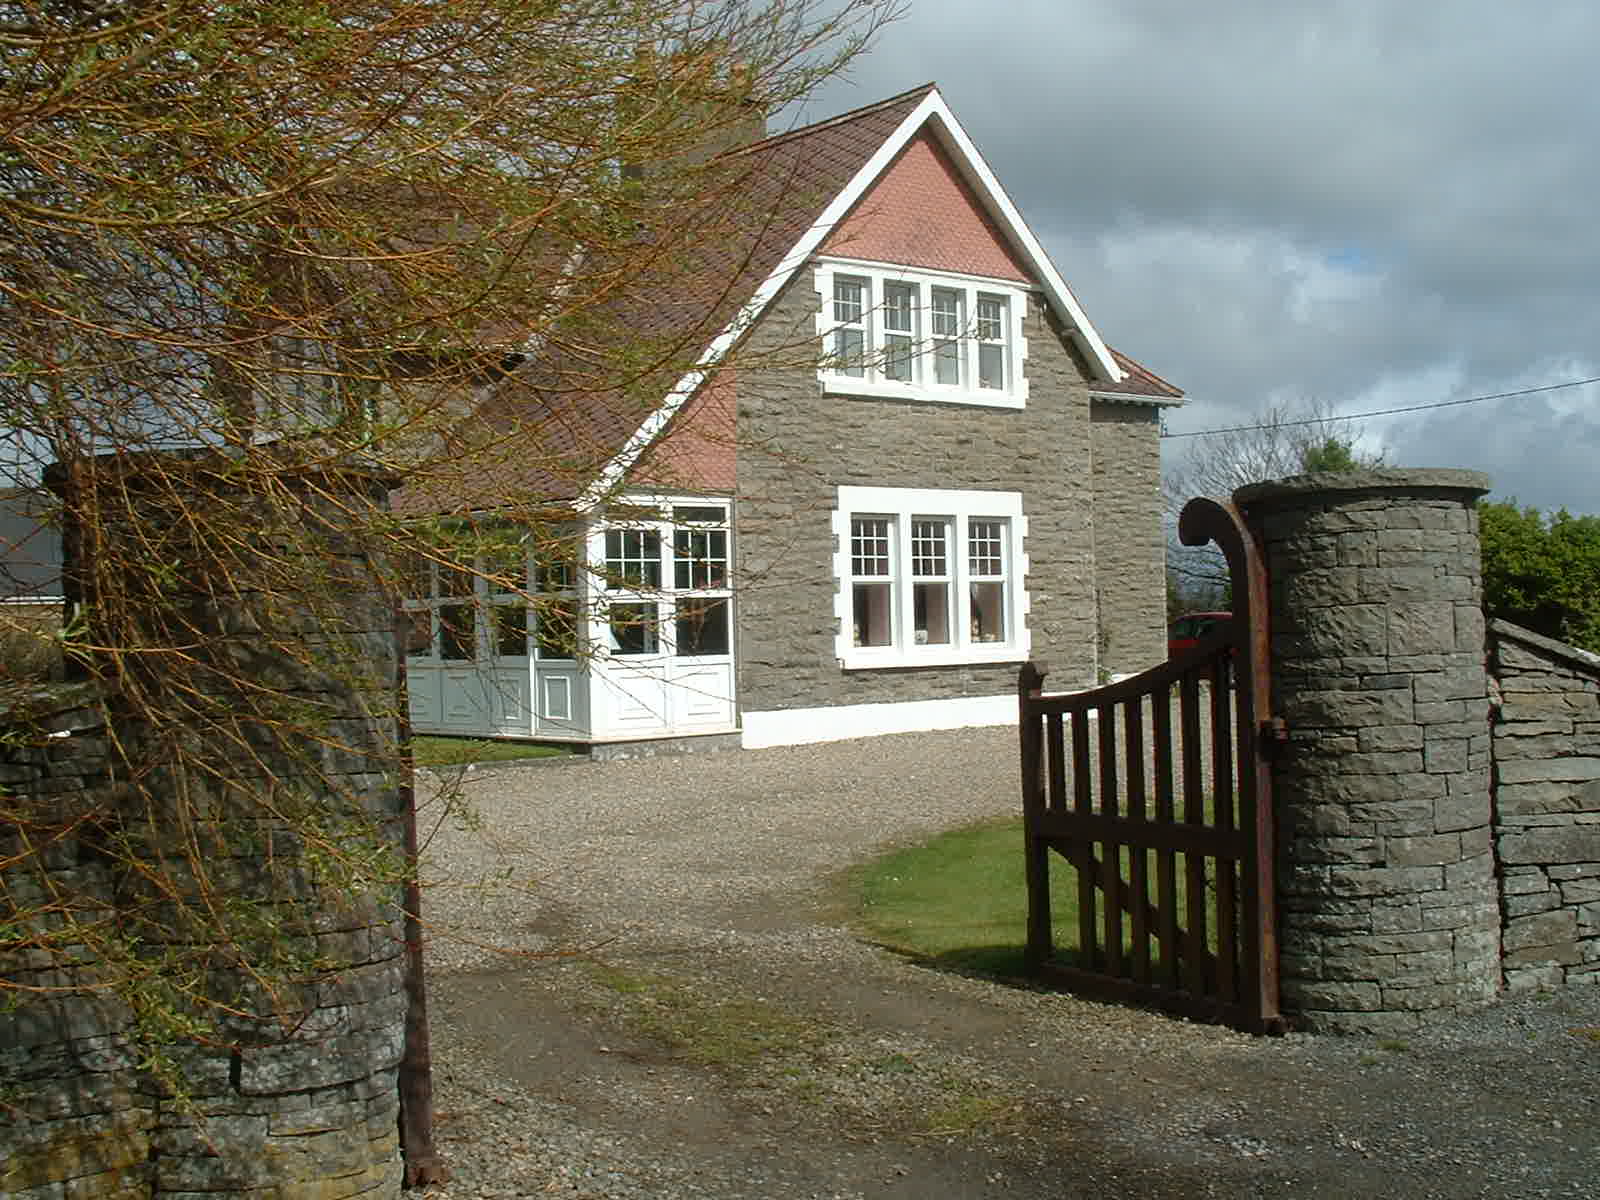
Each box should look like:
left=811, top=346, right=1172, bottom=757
left=1160, top=375, right=1600, bottom=440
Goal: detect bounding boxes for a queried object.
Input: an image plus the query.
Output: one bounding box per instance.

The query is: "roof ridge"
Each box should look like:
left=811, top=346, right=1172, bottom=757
left=724, top=82, right=937, bottom=158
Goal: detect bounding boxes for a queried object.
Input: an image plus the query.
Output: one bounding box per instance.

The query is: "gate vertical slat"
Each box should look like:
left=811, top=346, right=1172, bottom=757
left=1046, top=711, right=1066, bottom=814
left=1046, top=708, right=1068, bottom=962
left=1179, top=670, right=1208, bottom=996
left=1124, top=695, right=1151, bottom=985
left=1210, top=655, right=1238, bottom=1002
left=1019, top=664, right=1050, bottom=968
left=1151, top=687, right=1179, bottom=990
left=1069, top=710, right=1095, bottom=966
left=1098, top=701, right=1122, bottom=977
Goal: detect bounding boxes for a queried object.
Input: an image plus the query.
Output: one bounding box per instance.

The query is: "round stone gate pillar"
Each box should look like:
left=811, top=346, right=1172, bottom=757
left=17, top=447, right=409, bottom=1196
left=1235, top=469, right=1499, bottom=1034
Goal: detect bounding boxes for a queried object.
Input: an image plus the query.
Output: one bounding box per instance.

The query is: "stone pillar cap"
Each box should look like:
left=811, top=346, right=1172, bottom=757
left=1233, top=467, right=1490, bottom=510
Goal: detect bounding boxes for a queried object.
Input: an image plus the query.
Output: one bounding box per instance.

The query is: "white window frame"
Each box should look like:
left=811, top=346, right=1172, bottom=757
left=590, top=498, right=733, bottom=661
left=831, top=486, right=1030, bottom=670
left=815, top=260, right=1031, bottom=410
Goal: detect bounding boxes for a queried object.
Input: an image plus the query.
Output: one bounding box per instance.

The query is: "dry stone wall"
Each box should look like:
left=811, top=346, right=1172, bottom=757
left=1487, top=619, right=1600, bottom=990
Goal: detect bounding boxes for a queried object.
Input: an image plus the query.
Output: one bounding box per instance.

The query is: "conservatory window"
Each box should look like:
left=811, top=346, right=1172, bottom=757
left=533, top=540, right=578, bottom=660
left=401, top=526, right=579, bottom=663
left=600, top=502, right=732, bottom=659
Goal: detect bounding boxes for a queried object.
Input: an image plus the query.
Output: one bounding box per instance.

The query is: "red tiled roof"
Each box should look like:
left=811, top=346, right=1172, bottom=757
left=397, top=86, right=935, bottom=515
left=1097, top=348, right=1184, bottom=401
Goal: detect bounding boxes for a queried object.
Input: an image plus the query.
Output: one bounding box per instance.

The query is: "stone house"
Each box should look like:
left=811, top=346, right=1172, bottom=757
left=398, top=83, right=1182, bottom=751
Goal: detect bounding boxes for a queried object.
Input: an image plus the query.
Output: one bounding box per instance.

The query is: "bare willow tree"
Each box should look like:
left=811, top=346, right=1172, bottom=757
left=0, top=0, right=895, bottom=1187
left=1163, top=398, right=1386, bottom=615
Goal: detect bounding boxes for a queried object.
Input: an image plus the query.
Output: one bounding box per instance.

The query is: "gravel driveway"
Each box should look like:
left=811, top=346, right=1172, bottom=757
left=417, top=728, right=1600, bottom=1199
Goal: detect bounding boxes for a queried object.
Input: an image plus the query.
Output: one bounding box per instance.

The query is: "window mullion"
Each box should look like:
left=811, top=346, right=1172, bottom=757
left=954, top=517, right=971, bottom=650
left=895, top=512, right=913, bottom=651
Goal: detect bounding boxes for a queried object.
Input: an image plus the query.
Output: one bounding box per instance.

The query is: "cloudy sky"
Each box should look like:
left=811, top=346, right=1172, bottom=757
left=800, top=0, right=1600, bottom=513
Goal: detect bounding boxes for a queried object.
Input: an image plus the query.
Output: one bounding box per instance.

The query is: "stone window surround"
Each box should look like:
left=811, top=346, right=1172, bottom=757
left=831, top=485, right=1030, bottom=670
left=814, top=259, right=1032, bottom=410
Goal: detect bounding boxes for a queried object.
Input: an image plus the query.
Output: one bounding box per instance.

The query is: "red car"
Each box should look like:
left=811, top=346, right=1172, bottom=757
left=1167, top=611, right=1230, bottom=657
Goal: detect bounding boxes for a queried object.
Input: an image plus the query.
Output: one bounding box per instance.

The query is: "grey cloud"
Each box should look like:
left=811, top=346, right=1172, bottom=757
left=805, top=2, right=1600, bottom=509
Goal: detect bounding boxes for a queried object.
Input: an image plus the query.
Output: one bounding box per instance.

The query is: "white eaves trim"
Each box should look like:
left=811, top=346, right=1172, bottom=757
left=581, top=87, right=1124, bottom=510
left=1087, top=388, right=1185, bottom=408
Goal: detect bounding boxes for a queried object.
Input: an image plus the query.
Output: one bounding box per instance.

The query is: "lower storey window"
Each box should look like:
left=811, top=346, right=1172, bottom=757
left=835, top=487, right=1028, bottom=669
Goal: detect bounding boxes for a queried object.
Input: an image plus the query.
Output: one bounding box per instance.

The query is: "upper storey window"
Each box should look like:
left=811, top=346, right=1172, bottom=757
left=816, top=261, right=1030, bottom=409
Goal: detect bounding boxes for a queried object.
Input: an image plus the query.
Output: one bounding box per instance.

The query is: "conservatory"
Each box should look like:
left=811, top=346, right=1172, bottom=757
left=402, top=497, right=736, bottom=744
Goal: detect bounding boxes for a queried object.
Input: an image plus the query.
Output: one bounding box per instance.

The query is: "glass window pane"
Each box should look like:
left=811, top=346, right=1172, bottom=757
left=395, top=548, right=432, bottom=603
left=484, top=539, right=527, bottom=593
left=535, top=550, right=573, bottom=591
left=976, top=295, right=1005, bottom=340
left=402, top=610, right=433, bottom=657
left=883, top=283, right=915, bottom=333
left=851, top=517, right=891, bottom=577
left=439, top=559, right=475, bottom=600
left=852, top=582, right=892, bottom=647
left=493, top=604, right=527, bottom=657
left=608, top=602, right=659, bottom=655
left=672, top=505, right=725, bottom=525
left=931, top=288, right=962, bottom=337
left=605, top=528, right=661, bottom=589
left=674, top=598, right=729, bottom=656
left=970, top=581, right=1006, bottom=643
left=835, top=327, right=865, bottom=377
left=911, top=520, right=947, bottom=577
left=914, top=581, right=950, bottom=645
left=884, top=334, right=914, bottom=381
left=934, top=338, right=960, bottom=386
left=968, top=520, right=1005, bottom=576
left=674, top=527, right=727, bottom=590
left=439, top=603, right=475, bottom=660
left=978, top=342, right=1005, bottom=390
left=833, top=277, right=864, bottom=324
left=535, top=598, right=577, bottom=659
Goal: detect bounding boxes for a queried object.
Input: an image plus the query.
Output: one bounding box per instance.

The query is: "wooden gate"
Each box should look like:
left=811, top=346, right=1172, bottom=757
left=1018, top=497, right=1285, bottom=1033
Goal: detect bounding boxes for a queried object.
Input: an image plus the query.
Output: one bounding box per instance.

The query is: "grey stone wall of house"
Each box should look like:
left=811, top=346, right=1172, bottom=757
left=1486, top=619, right=1600, bottom=990
left=1, top=451, right=404, bottom=1197
left=734, top=267, right=1115, bottom=715
left=1236, top=469, right=1500, bottom=1034
left=1089, top=401, right=1166, bottom=676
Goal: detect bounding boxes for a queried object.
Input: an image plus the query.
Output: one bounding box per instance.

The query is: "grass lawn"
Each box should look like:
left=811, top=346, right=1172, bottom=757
left=851, top=817, right=1218, bottom=981
left=410, top=736, right=568, bottom=768
left=851, top=817, right=1075, bottom=978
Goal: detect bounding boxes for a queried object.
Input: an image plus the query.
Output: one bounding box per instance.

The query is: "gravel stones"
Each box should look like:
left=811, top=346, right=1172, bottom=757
left=417, top=729, right=1600, bottom=1199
